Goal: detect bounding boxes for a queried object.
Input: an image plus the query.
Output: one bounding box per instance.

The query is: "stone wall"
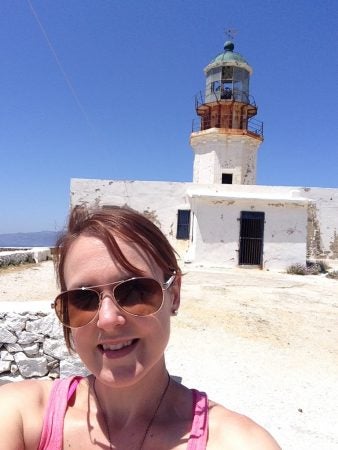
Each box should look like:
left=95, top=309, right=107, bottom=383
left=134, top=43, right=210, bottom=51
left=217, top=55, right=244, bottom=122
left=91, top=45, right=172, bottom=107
left=0, top=309, right=89, bottom=382
left=0, top=248, right=51, bottom=267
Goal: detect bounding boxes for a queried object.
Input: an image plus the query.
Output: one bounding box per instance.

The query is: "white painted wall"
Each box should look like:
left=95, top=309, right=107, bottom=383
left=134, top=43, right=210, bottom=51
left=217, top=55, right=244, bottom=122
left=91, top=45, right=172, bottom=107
left=70, top=179, right=338, bottom=269
left=188, top=194, right=308, bottom=270
left=262, top=205, right=308, bottom=270
left=71, top=179, right=192, bottom=258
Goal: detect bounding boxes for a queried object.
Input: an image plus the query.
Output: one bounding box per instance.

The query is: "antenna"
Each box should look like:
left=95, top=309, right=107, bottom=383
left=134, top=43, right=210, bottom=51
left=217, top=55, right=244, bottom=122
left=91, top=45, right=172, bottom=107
left=224, top=28, right=237, bottom=41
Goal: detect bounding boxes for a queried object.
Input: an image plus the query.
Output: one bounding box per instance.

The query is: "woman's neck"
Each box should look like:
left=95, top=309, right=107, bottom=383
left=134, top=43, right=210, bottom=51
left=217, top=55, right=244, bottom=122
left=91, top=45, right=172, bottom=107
left=88, top=365, right=171, bottom=428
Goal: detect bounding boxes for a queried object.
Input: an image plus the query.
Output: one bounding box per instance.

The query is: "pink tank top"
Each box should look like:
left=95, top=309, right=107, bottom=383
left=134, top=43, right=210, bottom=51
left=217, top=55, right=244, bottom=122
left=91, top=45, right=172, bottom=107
left=38, top=376, right=208, bottom=450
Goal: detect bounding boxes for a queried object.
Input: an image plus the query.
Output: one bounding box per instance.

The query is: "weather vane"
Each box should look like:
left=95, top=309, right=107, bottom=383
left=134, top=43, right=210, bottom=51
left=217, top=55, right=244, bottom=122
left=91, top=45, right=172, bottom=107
left=224, top=28, right=237, bottom=41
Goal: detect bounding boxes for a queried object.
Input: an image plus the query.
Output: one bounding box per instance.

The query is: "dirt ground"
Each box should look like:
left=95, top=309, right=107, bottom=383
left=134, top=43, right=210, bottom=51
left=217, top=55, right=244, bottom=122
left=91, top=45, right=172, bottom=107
left=1, top=261, right=338, bottom=449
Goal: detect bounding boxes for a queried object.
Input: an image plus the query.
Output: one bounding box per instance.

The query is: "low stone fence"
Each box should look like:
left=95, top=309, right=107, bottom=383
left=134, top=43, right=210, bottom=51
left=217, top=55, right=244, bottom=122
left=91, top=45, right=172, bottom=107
left=0, top=303, right=89, bottom=382
left=0, top=247, right=51, bottom=267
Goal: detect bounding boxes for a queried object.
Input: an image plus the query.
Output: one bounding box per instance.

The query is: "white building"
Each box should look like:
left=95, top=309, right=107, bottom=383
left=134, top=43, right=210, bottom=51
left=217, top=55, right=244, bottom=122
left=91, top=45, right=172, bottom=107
left=71, top=41, right=338, bottom=270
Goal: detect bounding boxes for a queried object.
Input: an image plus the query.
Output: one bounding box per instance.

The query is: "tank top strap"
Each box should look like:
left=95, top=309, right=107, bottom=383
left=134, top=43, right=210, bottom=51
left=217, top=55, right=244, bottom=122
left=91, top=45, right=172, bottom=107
left=187, top=389, right=209, bottom=450
left=37, top=376, right=83, bottom=450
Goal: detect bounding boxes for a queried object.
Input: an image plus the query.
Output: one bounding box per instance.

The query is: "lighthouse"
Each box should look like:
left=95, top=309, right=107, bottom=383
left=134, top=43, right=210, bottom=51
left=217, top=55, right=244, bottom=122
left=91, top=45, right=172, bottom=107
left=72, top=38, right=336, bottom=270
left=190, top=41, right=263, bottom=185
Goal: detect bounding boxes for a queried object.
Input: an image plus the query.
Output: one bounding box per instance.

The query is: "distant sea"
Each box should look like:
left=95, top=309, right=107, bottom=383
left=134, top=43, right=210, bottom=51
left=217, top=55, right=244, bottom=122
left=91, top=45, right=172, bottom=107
left=0, top=231, right=60, bottom=248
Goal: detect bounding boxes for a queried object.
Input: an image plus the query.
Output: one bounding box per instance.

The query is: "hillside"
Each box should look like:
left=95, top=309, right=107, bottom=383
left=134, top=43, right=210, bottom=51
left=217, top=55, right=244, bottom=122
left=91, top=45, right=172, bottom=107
left=0, top=231, right=59, bottom=248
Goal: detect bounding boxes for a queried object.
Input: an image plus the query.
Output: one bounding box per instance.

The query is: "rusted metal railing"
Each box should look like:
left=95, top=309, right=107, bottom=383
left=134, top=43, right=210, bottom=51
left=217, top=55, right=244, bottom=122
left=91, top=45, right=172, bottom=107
left=191, top=115, right=263, bottom=137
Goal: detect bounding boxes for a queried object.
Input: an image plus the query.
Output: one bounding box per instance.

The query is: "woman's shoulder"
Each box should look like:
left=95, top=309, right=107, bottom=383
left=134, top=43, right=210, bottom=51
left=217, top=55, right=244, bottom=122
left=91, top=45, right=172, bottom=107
left=0, top=377, right=53, bottom=404
left=0, top=379, right=54, bottom=450
left=207, top=401, right=281, bottom=450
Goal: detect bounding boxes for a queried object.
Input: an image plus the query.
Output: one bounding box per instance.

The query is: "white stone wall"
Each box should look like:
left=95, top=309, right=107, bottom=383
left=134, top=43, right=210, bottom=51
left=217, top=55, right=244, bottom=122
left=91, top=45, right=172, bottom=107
left=0, top=303, right=88, bottom=382
left=0, top=248, right=51, bottom=267
left=300, top=187, right=338, bottom=259
left=71, top=179, right=193, bottom=258
left=190, top=130, right=261, bottom=184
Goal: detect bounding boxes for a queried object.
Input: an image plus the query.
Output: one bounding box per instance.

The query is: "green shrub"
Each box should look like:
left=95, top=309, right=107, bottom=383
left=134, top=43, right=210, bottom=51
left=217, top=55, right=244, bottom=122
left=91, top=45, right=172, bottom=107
left=316, top=260, right=331, bottom=273
left=286, top=264, right=307, bottom=275
left=326, top=270, right=338, bottom=280
left=287, top=262, right=326, bottom=276
left=306, top=260, right=330, bottom=274
left=306, top=263, right=320, bottom=275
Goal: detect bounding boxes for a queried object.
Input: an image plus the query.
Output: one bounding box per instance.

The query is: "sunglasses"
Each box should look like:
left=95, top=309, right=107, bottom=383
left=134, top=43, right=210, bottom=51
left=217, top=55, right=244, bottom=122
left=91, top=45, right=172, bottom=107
left=51, top=273, right=176, bottom=328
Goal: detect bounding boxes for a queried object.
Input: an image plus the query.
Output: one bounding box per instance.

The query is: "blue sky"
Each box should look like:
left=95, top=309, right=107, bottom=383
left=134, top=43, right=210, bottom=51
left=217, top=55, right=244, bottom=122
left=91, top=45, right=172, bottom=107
left=0, top=0, right=337, bottom=233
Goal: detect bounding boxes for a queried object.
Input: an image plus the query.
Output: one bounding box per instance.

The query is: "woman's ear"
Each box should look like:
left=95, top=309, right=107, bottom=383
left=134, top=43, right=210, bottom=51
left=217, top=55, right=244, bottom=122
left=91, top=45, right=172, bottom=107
left=170, top=273, right=181, bottom=315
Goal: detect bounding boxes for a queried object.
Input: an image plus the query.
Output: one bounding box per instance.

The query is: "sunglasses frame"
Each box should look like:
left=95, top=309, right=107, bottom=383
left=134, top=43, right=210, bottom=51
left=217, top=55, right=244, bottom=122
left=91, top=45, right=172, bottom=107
left=51, top=272, right=176, bottom=328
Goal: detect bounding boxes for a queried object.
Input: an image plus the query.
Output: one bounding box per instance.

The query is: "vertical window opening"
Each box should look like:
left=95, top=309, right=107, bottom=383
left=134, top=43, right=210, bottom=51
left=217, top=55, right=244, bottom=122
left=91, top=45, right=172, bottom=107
left=176, top=210, right=191, bottom=240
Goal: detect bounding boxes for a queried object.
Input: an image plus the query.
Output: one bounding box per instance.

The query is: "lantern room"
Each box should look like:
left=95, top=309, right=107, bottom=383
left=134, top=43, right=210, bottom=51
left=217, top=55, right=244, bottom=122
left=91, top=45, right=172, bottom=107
left=194, top=41, right=262, bottom=137
left=205, top=41, right=251, bottom=104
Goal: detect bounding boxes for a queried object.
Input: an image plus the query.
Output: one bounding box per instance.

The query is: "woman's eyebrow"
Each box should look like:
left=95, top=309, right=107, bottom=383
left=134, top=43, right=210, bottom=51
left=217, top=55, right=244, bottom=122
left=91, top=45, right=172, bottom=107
left=78, top=275, right=137, bottom=289
left=66, top=278, right=101, bottom=290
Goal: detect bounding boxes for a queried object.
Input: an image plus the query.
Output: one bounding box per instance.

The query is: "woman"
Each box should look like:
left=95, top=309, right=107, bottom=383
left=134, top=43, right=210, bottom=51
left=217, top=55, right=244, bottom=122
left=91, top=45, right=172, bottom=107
left=0, top=206, right=281, bottom=449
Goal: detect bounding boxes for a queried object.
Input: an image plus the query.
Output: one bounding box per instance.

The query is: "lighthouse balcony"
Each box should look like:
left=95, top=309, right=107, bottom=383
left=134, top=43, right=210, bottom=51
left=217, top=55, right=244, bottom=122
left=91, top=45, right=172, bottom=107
left=191, top=115, right=263, bottom=139
left=196, top=88, right=257, bottom=108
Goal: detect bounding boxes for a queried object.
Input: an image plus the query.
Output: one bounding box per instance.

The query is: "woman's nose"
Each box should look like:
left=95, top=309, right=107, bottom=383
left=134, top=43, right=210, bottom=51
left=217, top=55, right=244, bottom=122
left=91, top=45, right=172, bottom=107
left=96, top=293, right=127, bottom=329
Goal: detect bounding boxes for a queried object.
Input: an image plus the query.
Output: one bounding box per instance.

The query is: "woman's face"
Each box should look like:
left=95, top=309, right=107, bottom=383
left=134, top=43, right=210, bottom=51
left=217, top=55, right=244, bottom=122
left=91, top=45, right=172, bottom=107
left=63, top=234, right=180, bottom=387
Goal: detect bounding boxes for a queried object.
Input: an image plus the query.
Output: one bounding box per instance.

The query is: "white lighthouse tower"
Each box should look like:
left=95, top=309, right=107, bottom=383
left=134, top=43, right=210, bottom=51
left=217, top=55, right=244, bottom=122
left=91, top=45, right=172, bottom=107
left=190, top=41, right=263, bottom=185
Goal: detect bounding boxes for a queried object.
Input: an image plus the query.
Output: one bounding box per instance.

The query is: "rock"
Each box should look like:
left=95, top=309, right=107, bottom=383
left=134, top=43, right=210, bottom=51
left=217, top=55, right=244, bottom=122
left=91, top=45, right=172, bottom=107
left=3, top=313, right=26, bottom=332
left=2, top=373, right=23, bottom=383
left=47, top=359, right=59, bottom=371
left=60, top=358, right=90, bottom=378
left=26, top=315, right=62, bottom=338
left=17, top=331, right=44, bottom=345
left=48, top=368, right=60, bottom=379
left=0, top=327, right=17, bottom=344
left=0, top=350, right=14, bottom=361
left=43, top=339, right=69, bottom=360
left=10, top=364, right=19, bottom=375
left=0, top=360, right=11, bottom=374
left=4, top=343, right=22, bottom=352
left=21, top=343, right=40, bottom=357
left=25, top=313, right=45, bottom=320
left=14, top=352, right=48, bottom=378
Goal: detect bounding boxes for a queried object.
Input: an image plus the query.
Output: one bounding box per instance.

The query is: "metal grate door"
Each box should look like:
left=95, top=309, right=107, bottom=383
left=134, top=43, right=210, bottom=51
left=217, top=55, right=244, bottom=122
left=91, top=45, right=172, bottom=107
left=239, top=211, right=265, bottom=266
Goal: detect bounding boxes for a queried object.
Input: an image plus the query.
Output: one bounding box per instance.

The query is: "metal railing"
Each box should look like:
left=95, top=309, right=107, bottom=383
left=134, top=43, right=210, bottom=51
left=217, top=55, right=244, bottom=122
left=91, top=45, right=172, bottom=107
left=191, top=115, right=263, bottom=137
left=195, top=87, right=257, bottom=109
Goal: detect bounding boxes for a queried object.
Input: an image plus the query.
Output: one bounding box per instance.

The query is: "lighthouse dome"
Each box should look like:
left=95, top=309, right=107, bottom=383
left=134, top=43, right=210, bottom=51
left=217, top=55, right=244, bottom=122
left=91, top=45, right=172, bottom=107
left=205, top=41, right=252, bottom=74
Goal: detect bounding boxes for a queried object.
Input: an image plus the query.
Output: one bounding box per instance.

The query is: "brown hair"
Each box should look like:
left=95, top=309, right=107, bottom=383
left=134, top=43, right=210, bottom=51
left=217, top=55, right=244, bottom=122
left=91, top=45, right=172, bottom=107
left=54, top=205, right=181, bottom=350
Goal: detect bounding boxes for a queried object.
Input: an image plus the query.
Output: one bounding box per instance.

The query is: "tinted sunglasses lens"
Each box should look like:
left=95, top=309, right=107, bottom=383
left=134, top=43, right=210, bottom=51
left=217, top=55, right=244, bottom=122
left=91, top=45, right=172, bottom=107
left=114, top=278, right=163, bottom=315
left=55, top=289, right=100, bottom=327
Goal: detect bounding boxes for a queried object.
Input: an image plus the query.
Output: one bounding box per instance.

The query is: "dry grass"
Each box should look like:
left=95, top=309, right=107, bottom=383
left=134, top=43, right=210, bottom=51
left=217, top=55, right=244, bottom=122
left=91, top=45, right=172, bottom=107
left=0, top=262, right=38, bottom=274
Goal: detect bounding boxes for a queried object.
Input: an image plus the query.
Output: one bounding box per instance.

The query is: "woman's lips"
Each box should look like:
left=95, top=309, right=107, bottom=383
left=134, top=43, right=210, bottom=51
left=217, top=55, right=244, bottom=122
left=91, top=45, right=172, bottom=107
left=98, top=339, right=138, bottom=358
